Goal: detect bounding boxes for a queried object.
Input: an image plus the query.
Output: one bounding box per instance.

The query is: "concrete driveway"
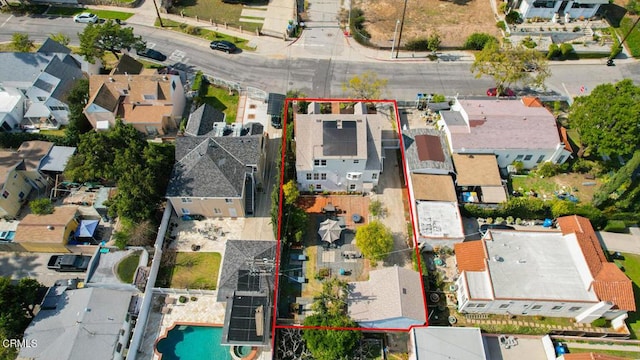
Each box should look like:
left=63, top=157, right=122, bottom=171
left=0, top=252, right=84, bottom=287
left=597, top=228, right=640, bottom=255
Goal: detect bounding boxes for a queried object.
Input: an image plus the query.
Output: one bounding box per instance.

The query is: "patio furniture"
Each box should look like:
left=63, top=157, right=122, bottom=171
left=322, top=203, right=336, bottom=213
left=290, top=253, right=307, bottom=261
left=318, top=218, right=342, bottom=244
left=352, top=214, right=362, bottom=223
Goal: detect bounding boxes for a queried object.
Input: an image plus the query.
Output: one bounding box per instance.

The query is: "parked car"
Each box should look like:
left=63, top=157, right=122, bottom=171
left=210, top=40, right=238, bottom=54
left=47, top=254, right=92, bottom=272
left=486, top=87, right=516, bottom=97
left=73, top=12, right=98, bottom=24
left=137, top=48, right=167, bottom=62
left=479, top=223, right=515, bottom=236
left=610, top=251, right=625, bottom=261
left=271, top=115, right=282, bottom=129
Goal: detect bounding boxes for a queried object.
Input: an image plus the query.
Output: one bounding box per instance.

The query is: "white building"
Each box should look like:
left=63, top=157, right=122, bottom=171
left=437, top=97, right=571, bottom=170
left=0, top=87, right=26, bottom=131
left=453, top=216, right=635, bottom=324
left=513, top=0, right=607, bottom=21
left=295, top=102, right=383, bottom=193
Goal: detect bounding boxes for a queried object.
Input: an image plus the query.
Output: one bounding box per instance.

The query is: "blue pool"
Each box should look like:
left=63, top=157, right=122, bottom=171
left=156, top=325, right=232, bottom=360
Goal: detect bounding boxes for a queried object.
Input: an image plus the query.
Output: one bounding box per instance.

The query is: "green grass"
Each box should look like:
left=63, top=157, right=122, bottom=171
left=46, top=7, right=134, bottom=20
left=616, top=16, right=640, bottom=58
left=117, top=252, right=141, bottom=283
left=614, top=253, right=640, bottom=339
left=568, top=347, right=640, bottom=358
left=158, top=252, right=222, bottom=290
left=202, top=83, right=239, bottom=123
left=511, top=174, right=559, bottom=194
left=167, top=0, right=264, bottom=33
left=154, top=18, right=254, bottom=51
left=39, top=129, right=66, bottom=137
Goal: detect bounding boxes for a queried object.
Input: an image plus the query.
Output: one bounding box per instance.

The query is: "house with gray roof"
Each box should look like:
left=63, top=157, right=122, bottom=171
left=165, top=132, right=266, bottom=218
left=218, top=240, right=276, bottom=348
left=436, top=97, right=571, bottom=169
left=295, top=102, right=383, bottom=193
left=185, top=103, right=226, bottom=136
left=348, top=266, right=426, bottom=329
left=0, top=39, right=85, bottom=131
left=19, top=284, right=137, bottom=360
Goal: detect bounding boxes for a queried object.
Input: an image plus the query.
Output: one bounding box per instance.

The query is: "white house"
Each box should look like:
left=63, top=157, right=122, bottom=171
left=0, top=87, right=26, bottom=131
left=453, top=216, right=635, bottom=324
left=512, top=0, right=607, bottom=21
left=348, top=266, right=426, bottom=329
left=437, top=97, right=571, bottom=170
left=295, top=102, right=383, bottom=193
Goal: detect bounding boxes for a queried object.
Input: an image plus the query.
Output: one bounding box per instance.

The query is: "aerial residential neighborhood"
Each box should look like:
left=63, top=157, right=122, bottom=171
left=0, top=0, right=639, bottom=358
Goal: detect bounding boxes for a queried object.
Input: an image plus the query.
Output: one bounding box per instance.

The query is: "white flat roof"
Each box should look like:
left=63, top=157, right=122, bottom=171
left=416, top=201, right=464, bottom=239
left=479, top=231, right=597, bottom=301
left=413, top=327, right=486, bottom=360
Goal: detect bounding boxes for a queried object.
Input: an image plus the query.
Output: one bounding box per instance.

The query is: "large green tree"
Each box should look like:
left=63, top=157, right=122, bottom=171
left=470, top=40, right=550, bottom=95
left=0, top=277, right=43, bottom=340
left=78, top=20, right=146, bottom=64
left=342, top=71, right=388, bottom=100
left=302, top=278, right=361, bottom=360
left=64, top=78, right=92, bottom=146
left=354, top=220, right=393, bottom=262
left=569, top=79, right=640, bottom=157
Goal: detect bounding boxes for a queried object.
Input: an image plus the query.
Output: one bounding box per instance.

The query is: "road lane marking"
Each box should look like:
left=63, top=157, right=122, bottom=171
left=1, top=15, right=13, bottom=28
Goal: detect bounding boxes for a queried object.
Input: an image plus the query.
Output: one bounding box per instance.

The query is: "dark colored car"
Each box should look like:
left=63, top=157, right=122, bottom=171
left=610, top=251, right=625, bottom=261
left=138, top=48, right=167, bottom=62
left=210, top=40, right=238, bottom=54
left=479, top=223, right=515, bottom=236
left=486, top=87, right=516, bottom=97
left=271, top=115, right=282, bottom=129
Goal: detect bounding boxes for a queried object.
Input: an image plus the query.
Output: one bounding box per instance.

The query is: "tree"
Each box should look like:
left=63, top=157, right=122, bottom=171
left=0, top=277, right=42, bottom=339
left=64, top=78, right=92, bottom=146
left=11, top=33, right=33, bottom=52
left=282, top=180, right=300, bottom=206
left=303, top=278, right=361, bottom=360
left=49, top=33, right=70, bottom=46
left=29, top=198, right=54, bottom=215
left=342, top=71, right=388, bottom=100
left=569, top=79, right=640, bottom=157
left=78, top=20, right=145, bottom=64
left=471, top=41, right=550, bottom=94
left=427, top=32, right=441, bottom=53
left=354, top=220, right=393, bottom=262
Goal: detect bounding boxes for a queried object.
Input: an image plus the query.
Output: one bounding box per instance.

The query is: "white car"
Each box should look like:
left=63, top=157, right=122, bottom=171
left=73, top=12, right=98, bottom=23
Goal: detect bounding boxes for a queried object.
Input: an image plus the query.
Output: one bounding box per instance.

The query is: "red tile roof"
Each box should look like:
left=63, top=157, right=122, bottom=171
left=559, top=126, right=574, bottom=153
left=558, top=215, right=636, bottom=311
left=521, top=96, right=543, bottom=107
left=563, top=353, right=629, bottom=360
left=454, top=241, right=487, bottom=271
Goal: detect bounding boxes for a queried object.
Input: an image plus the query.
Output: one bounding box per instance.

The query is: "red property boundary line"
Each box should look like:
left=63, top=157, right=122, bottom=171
left=270, top=98, right=429, bottom=350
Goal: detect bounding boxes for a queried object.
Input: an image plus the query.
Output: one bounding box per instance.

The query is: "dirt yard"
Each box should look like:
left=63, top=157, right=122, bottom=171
left=357, top=0, right=501, bottom=48
left=511, top=172, right=602, bottom=204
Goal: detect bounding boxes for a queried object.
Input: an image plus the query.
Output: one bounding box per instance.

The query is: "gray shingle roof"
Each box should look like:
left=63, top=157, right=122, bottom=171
left=185, top=103, right=225, bottom=136
left=217, top=239, right=276, bottom=301
left=166, top=135, right=262, bottom=198
left=19, top=287, right=133, bottom=360
left=37, top=38, right=72, bottom=55
left=42, top=55, right=84, bottom=101
left=0, top=53, right=56, bottom=85
left=110, top=54, right=144, bottom=75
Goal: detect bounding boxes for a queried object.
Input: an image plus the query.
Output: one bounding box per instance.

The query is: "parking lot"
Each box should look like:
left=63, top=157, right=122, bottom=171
left=0, top=252, right=86, bottom=287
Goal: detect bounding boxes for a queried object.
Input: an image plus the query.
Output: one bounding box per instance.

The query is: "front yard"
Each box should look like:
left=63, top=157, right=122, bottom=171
left=613, top=252, right=640, bottom=338
left=167, top=0, right=264, bottom=32
left=156, top=252, right=221, bottom=289
left=201, top=83, right=239, bottom=124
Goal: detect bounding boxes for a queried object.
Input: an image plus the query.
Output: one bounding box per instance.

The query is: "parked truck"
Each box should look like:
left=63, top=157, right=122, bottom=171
left=47, top=254, right=92, bottom=272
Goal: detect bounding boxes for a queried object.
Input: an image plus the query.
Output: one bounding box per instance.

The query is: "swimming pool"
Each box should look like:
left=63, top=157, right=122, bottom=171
left=155, top=325, right=232, bottom=360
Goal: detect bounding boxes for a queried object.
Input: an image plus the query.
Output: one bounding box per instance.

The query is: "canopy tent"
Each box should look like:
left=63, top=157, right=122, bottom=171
left=318, top=218, right=342, bottom=243
left=75, top=219, right=99, bottom=239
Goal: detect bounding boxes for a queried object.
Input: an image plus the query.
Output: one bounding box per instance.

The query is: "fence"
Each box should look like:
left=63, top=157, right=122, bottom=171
left=246, top=86, right=268, bottom=102
left=203, top=73, right=242, bottom=94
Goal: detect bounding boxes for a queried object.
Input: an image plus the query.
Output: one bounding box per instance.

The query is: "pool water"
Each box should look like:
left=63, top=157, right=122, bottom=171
left=156, top=325, right=232, bottom=360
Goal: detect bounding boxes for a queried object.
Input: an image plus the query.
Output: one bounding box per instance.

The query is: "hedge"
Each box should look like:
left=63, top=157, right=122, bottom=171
left=603, top=220, right=628, bottom=233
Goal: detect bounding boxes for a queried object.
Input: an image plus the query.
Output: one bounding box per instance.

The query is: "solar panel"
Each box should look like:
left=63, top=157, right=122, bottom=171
left=237, top=270, right=261, bottom=292
left=227, top=295, right=268, bottom=343
left=267, top=93, right=285, bottom=115
left=322, top=120, right=357, bottom=156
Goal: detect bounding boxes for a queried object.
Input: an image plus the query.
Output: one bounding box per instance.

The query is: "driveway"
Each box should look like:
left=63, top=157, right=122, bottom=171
left=597, top=228, right=640, bottom=255
left=0, top=252, right=84, bottom=287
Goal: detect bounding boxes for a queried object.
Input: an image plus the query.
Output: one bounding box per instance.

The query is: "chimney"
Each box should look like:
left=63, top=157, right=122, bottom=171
left=336, top=120, right=342, bottom=129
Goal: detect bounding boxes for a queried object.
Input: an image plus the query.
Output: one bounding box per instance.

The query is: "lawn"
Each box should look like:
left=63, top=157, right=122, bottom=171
left=160, top=252, right=222, bottom=290
left=46, top=7, right=134, bottom=20
left=616, top=16, right=640, bottom=58
left=117, top=252, right=141, bottom=283
left=202, top=83, right=239, bottom=123
left=567, top=347, right=640, bottom=358
left=167, top=0, right=264, bottom=33
left=614, top=253, right=640, bottom=338
left=154, top=18, right=254, bottom=51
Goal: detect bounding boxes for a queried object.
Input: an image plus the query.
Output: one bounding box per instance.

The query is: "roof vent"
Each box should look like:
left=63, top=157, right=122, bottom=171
left=47, top=225, right=54, bottom=230
left=163, top=76, right=168, bottom=81
left=492, top=255, right=503, bottom=262
left=108, top=77, right=114, bottom=82
left=523, top=117, right=527, bottom=120
left=517, top=259, right=527, bottom=264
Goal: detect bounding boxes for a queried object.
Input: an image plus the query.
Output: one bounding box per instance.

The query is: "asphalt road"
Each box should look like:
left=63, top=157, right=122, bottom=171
left=1, top=14, right=638, bottom=100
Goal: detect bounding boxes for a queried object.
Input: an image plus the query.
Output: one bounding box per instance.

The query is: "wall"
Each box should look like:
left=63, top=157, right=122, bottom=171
left=169, top=196, right=246, bottom=218
left=0, top=169, right=33, bottom=218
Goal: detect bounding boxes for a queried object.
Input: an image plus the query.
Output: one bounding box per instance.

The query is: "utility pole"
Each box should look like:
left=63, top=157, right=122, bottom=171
left=153, top=0, right=164, bottom=27
left=395, top=0, right=408, bottom=59
left=616, top=16, right=640, bottom=59
left=390, top=20, right=400, bottom=59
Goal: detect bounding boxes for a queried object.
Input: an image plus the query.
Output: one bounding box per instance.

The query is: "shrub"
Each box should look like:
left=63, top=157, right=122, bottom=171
left=427, top=32, right=441, bottom=52
left=369, top=199, right=384, bottom=217
left=604, top=220, right=628, bottom=233
left=591, top=318, right=607, bottom=327
left=318, top=268, right=331, bottom=278
left=30, top=198, right=54, bottom=215
left=560, top=43, right=574, bottom=58
left=184, top=26, right=200, bottom=35
left=512, top=161, right=525, bottom=174
left=464, top=33, right=498, bottom=50
left=495, top=217, right=505, bottom=224
left=505, top=11, right=521, bottom=25
left=506, top=216, right=515, bottom=224
left=537, top=162, right=559, bottom=177
left=573, top=26, right=581, bottom=32
left=486, top=217, right=494, bottom=224
left=521, top=36, right=537, bottom=48
left=179, top=295, right=188, bottom=303
left=431, top=93, right=446, bottom=102
left=610, top=44, right=622, bottom=59
left=190, top=296, right=198, bottom=301
left=496, top=21, right=506, bottom=31
left=515, top=217, right=523, bottom=225
left=499, top=2, right=508, bottom=14
left=406, top=38, right=430, bottom=51
left=547, top=43, right=561, bottom=59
